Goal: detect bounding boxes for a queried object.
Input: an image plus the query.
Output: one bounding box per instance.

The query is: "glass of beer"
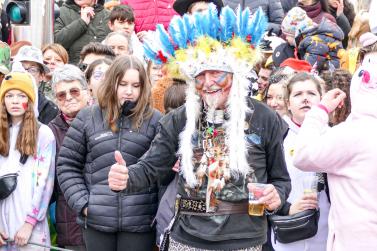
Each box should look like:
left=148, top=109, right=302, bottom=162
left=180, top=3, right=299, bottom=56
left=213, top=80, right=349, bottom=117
left=302, top=175, right=318, bottom=195
left=248, top=183, right=267, bottom=216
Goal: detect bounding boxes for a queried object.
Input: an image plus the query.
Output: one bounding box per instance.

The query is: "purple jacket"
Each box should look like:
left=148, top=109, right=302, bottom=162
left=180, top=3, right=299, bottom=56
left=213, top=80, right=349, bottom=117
left=49, top=113, right=84, bottom=247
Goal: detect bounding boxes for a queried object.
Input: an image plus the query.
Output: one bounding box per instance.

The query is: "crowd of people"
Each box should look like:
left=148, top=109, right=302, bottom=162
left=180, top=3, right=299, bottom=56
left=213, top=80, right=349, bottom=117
left=0, top=0, right=376, bottom=250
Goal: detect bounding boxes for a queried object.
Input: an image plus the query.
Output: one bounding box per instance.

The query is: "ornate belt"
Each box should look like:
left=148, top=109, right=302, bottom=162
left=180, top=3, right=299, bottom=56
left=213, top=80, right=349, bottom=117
left=177, top=196, right=248, bottom=216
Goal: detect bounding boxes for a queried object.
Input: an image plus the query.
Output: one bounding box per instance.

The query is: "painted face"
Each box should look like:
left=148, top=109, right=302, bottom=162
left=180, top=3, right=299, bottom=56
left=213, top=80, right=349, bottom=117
left=266, top=84, right=288, bottom=116
left=21, top=61, right=44, bottom=84
left=109, top=19, right=135, bottom=35
left=55, top=80, right=87, bottom=117
left=117, top=69, right=141, bottom=106
left=149, top=62, right=163, bottom=86
left=106, top=34, right=130, bottom=57
left=189, top=2, right=209, bottom=14
left=43, top=49, right=65, bottom=73
left=4, top=89, right=29, bottom=120
left=257, top=68, right=272, bottom=94
left=287, top=80, right=321, bottom=125
left=89, top=63, right=110, bottom=98
left=195, top=70, right=232, bottom=109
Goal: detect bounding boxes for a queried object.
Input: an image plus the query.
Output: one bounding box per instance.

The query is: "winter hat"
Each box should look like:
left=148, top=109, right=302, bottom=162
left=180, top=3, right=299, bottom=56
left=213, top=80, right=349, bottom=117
left=272, top=43, right=295, bottom=67
left=282, top=7, right=314, bottom=37
left=0, top=42, right=11, bottom=75
left=280, top=58, right=312, bottom=72
left=359, top=32, right=377, bottom=47
left=13, top=45, right=50, bottom=73
left=0, top=72, right=35, bottom=103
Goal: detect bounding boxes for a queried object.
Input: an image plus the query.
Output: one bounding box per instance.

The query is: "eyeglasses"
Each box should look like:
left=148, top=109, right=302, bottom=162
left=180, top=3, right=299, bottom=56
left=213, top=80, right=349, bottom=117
left=78, top=63, right=88, bottom=72
left=55, top=87, right=81, bottom=101
left=24, top=66, right=41, bottom=76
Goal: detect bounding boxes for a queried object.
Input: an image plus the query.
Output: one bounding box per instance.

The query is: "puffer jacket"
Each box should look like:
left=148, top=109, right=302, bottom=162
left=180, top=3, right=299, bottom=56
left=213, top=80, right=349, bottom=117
left=54, top=0, right=111, bottom=64
left=223, top=0, right=284, bottom=34
left=121, top=0, right=177, bottom=32
left=57, top=105, right=162, bottom=233
left=48, top=113, right=84, bottom=246
left=297, top=18, right=344, bottom=71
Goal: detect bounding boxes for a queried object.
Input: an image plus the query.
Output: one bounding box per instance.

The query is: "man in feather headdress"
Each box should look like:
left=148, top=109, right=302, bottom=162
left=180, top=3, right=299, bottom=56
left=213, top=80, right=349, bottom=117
left=108, top=5, right=291, bottom=251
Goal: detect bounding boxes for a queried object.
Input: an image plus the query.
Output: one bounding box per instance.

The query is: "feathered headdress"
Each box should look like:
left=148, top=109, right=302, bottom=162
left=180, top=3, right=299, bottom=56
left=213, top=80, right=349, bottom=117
left=144, top=4, right=268, bottom=79
left=145, top=5, right=268, bottom=187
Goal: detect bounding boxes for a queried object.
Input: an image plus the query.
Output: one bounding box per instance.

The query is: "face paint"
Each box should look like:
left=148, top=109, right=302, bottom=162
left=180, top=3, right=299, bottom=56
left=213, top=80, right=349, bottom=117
left=22, top=102, right=28, bottom=110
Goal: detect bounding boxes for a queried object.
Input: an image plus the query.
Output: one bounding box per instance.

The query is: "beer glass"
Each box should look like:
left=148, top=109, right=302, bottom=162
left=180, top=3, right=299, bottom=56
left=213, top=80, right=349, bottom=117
left=248, top=183, right=267, bottom=216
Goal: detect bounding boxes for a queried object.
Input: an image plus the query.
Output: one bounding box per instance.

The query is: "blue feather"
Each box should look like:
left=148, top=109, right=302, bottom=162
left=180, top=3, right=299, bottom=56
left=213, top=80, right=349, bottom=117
left=206, top=3, right=220, bottom=39
left=143, top=42, right=162, bottom=64
left=220, top=6, right=236, bottom=42
left=157, top=24, right=175, bottom=56
left=168, top=16, right=188, bottom=49
left=239, top=7, right=250, bottom=40
left=248, top=7, right=268, bottom=46
left=183, top=15, right=195, bottom=44
left=235, top=4, right=243, bottom=36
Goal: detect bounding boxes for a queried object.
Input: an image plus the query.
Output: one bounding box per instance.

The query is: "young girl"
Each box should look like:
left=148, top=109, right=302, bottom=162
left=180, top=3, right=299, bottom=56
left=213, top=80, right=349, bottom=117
left=57, top=55, right=162, bottom=251
left=0, top=72, right=56, bottom=250
left=273, top=72, right=330, bottom=251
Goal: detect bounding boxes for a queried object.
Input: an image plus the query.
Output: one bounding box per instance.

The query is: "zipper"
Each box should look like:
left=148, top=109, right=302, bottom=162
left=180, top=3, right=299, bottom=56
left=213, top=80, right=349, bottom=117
left=272, top=213, right=314, bottom=223
left=117, top=116, right=124, bottom=231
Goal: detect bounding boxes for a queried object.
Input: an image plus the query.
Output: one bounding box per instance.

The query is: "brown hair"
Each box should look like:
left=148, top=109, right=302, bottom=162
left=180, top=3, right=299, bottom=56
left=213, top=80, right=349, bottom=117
left=320, top=69, right=352, bottom=124
left=97, top=55, right=153, bottom=132
left=79, top=42, right=116, bottom=63
left=0, top=99, right=38, bottom=157
left=286, top=72, right=323, bottom=98
left=42, top=43, right=69, bottom=64
left=358, top=41, right=377, bottom=62
left=109, top=5, right=135, bottom=23
left=164, top=78, right=187, bottom=113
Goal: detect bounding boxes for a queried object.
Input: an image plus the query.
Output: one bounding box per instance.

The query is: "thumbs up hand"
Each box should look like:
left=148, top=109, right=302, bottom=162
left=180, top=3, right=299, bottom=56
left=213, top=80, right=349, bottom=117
left=108, top=151, right=129, bottom=191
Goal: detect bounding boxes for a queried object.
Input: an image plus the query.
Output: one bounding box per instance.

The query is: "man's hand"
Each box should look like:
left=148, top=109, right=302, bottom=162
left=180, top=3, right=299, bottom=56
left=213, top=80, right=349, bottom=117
left=80, top=6, right=95, bottom=24
left=108, top=151, right=129, bottom=191
left=0, top=231, right=8, bottom=246
left=248, top=183, right=282, bottom=211
left=289, top=193, right=318, bottom=215
left=14, top=223, right=33, bottom=246
left=320, top=88, right=346, bottom=114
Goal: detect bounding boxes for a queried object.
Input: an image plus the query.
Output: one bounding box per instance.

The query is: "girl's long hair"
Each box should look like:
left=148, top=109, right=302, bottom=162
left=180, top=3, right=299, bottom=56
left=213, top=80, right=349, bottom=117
left=0, top=99, right=38, bottom=157
left=97, top=55, right=153, bottom=132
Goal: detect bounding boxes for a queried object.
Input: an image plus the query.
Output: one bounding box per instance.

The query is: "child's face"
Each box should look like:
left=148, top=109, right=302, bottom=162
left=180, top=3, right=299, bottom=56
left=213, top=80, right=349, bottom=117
left=109, top=19, right=135, bottom=34
left=285, top=34, right=296, bottom=46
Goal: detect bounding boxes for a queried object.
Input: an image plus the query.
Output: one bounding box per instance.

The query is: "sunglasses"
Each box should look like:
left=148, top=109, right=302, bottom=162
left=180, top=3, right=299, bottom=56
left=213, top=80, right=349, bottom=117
left=78, top=63, right=88, bottom=72
left=56, top=87, right=81, bottom=101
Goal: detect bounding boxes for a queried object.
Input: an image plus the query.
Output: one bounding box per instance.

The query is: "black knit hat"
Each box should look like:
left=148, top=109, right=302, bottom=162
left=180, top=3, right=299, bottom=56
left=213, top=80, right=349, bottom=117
left=173, top=0, right=224, bottom=16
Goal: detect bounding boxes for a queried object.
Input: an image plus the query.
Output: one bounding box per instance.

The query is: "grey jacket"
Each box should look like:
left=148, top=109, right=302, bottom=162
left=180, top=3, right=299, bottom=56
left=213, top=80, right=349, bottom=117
left=54, top=1, right=111, bottom=64
left=57, top=105, right=162, bottom=233
left=224, top=0, right=284, bottom=34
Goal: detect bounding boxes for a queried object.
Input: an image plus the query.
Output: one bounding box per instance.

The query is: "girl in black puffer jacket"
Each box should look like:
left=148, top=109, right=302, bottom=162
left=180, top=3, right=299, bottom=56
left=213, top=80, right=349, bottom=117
left=57, top=55, right=162, bottom=251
